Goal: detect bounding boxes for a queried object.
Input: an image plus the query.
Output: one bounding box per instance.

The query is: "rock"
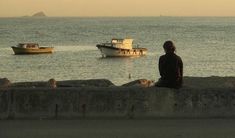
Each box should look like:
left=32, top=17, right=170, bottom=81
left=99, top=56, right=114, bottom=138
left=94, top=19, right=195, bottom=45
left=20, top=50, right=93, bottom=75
left=122, top=79, right=154, bottom=87
left=12, top=81, right=47, bottom=88
left=11, top=79, right=114, bottom=88
left=32, top=11, right=46, bottom=17
left=183, top=76, right=235, bottom=89
left=48, top=78, right=57, bottom=88
left=57, top=79, right=115, bottom=87
left=0, top=78, right=11, bottom=88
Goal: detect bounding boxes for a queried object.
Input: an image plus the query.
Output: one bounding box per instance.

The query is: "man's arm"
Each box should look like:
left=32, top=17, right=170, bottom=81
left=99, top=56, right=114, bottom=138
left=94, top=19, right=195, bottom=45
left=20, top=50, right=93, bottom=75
left=158, top=56, right=163, bottom=77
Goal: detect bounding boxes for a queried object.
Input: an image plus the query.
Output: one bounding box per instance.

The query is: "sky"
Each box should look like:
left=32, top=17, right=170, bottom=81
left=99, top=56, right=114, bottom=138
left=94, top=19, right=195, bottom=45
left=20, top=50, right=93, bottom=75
left=0, top=0, right=235, bottom=17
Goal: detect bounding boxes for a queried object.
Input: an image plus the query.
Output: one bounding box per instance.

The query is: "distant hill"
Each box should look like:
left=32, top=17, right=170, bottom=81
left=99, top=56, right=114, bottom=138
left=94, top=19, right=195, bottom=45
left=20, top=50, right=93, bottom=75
left=32, top=12, right=47, bottom=17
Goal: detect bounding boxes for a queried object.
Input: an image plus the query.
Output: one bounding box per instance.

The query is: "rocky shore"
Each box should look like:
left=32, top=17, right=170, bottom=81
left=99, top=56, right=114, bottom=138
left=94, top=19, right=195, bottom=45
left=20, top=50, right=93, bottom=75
left=0, top=77, right=234, bottom=119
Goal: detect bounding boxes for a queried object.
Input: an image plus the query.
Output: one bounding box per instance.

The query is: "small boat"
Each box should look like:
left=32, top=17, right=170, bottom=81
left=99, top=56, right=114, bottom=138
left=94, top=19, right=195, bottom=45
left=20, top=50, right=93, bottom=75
left=96, top=38, right=147, bottom=57
left=11, top=43, right=54, bottom=55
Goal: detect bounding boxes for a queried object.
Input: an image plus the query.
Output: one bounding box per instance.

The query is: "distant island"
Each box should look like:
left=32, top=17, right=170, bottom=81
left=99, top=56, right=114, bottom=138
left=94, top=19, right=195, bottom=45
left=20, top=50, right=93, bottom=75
left=32, top=11, right=47, bottom=17
left=22, top=12, right=47, bottom=17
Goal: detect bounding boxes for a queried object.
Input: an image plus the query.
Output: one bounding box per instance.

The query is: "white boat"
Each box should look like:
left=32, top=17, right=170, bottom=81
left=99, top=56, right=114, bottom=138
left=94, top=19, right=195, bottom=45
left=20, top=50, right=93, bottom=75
left=96, top=38, right=147, bottom=57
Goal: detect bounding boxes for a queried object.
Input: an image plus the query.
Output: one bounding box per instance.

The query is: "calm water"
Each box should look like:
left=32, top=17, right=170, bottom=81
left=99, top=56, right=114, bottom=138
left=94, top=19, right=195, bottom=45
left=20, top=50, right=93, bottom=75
left=0, top=17, right=235, bottom=85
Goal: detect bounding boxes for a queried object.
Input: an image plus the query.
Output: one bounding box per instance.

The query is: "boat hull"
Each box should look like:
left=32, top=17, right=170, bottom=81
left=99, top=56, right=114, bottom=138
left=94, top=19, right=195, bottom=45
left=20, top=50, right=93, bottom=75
left=96, top=45, right=147, bottom=57
left=11, top=46, right=54, bottom=55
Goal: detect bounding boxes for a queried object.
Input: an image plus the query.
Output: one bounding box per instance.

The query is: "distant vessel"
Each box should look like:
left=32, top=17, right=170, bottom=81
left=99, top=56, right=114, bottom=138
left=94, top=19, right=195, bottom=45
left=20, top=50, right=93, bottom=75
left=11, top=43, right=54, bottom=55
left=96, top=38, right=147, bottom=57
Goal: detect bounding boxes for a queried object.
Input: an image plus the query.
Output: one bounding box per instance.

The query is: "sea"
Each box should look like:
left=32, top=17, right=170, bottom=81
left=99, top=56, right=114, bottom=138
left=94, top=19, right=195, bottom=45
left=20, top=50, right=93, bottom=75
left=0, top=17, right=235, bottom=85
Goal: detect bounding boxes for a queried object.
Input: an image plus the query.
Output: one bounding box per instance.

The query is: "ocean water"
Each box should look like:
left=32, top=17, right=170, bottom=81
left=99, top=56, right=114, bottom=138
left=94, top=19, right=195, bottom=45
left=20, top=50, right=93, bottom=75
left=0, top=17, right=235, bottom=85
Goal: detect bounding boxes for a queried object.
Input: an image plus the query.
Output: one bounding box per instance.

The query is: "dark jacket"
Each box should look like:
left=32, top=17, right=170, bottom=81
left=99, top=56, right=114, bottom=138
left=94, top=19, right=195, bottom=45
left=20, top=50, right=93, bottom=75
left=157, top=53, right=183, bottom=88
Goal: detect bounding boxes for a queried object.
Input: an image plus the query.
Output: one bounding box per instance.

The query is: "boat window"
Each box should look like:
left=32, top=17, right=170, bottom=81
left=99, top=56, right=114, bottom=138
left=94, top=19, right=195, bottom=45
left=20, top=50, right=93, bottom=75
left=112, top=40, right=118, bottom=43
left=117, top=39, right=123, bottom=43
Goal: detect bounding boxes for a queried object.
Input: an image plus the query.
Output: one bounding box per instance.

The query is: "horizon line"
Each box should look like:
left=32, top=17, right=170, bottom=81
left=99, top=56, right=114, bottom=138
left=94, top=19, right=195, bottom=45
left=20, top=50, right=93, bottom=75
left=1, top=15, right=235, bottom=18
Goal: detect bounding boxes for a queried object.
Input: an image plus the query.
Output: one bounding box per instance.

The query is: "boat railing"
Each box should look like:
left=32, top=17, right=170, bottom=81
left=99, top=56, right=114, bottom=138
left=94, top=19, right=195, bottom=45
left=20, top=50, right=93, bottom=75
left=132, top=44, right=140, bottom=48
left=101, top=43, right=113, bottom=47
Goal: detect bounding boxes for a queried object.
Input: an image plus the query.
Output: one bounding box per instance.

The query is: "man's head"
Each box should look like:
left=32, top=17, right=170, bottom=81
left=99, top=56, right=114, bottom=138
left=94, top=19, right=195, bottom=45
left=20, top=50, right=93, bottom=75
left=163, top=41, right=176, bottom=53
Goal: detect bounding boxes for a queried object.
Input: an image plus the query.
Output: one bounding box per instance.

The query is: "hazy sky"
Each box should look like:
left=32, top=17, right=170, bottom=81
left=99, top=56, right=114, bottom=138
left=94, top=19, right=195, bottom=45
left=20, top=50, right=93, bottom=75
left=0, top=0, right=234, bottom=17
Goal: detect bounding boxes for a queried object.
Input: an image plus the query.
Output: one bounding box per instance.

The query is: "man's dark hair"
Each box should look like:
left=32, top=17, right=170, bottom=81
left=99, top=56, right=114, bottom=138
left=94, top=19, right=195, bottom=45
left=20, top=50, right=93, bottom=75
left=163, top=41, right=176, bottom=53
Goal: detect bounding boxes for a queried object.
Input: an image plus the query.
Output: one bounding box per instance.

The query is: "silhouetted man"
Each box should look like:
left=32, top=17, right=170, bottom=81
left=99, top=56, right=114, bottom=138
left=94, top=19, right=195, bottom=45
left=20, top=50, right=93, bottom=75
left=155, top=41, right=183, bottom=89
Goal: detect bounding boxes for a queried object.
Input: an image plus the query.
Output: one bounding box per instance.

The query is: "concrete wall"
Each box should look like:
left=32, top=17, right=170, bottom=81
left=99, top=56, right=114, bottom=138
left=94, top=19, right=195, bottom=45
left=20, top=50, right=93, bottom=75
left=0, top=81, right=235, bottom=119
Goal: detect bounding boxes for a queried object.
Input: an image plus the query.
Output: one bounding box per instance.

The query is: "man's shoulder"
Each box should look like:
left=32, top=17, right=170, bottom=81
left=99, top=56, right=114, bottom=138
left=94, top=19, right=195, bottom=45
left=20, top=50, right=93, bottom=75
left=160, top=53, right=182, bottom=60
left=174, top=54, right=183, bottom=63
left=176, top=55, right=182, bottom=60
left=159, top=55, right=165, bottom=58
left=173, top=53, right=181, bottom=59
left=159, top=55, right=166, bottom=60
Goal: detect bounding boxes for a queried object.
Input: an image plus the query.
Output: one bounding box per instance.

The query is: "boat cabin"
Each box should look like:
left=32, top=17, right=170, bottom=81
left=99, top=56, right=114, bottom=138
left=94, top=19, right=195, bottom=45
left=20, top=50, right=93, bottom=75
left=111, top=38, right=133, bottom=50
left=17, top=43, right=39, bottom=49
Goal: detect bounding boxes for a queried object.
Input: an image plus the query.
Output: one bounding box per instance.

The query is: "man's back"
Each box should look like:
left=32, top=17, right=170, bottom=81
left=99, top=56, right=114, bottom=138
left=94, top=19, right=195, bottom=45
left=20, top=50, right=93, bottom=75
left=158, top=53, right=183, bottom=88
